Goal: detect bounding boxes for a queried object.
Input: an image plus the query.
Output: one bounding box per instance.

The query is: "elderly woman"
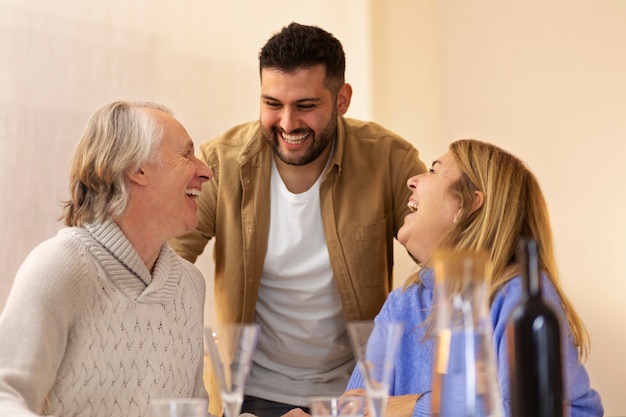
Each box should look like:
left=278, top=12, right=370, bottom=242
left=0, top=101, right=213, bottom=417
left=343, top=139, right=603, bottom=417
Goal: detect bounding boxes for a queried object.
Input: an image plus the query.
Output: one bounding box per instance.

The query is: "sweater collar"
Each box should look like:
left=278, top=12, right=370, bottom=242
left=83, top=221, right=180, bottom=304
left=419, top=268, right=435, bottom=290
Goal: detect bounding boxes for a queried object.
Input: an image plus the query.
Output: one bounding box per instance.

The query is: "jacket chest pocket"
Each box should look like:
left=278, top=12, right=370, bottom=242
left=352, top=217, right=391, bottom=288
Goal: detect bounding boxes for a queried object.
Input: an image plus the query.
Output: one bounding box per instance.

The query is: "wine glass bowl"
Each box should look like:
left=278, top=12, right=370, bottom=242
left=347, top=321, right=404, bottom=417
left=310, top=396, right=366, bottom=417
left=431, top=250, right=503, bottom=417
left=204, top=324, right=259, bottom=417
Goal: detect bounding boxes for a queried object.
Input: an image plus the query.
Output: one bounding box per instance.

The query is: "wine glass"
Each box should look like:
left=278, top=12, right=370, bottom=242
left=150, top=398, right=208, bottom=417
left=347, top=321, right=404, bottom=417
left=310, top=396, right=366, bottom=417
left=204, top=324, right=259, bottom=417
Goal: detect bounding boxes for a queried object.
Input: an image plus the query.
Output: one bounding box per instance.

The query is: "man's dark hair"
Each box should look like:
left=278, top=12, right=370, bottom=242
left=259, top=22, right=346, bottom=94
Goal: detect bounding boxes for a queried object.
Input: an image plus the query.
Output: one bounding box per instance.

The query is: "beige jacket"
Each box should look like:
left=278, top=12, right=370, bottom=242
left=169, top=117, right=427, bottom=324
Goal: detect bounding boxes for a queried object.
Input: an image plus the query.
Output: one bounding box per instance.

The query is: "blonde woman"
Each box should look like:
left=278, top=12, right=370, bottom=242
left=343, top=139, right=603, bottom=417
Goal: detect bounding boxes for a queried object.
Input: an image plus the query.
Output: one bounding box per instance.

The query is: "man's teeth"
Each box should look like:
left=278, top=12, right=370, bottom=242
left=282, top=132, right=309, bottom=145
left=407, top=201, right=418, bottom=212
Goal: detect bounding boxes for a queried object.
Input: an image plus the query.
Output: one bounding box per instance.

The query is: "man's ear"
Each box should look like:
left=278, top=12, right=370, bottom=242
left=336, top=83, right=352, bottom=116
left=127, top=167, right=149, bottom=186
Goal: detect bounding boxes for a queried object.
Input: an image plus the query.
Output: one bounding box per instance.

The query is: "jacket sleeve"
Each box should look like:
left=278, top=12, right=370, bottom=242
left=169, top=142, right=219, bottom=263
left=391, top=144, right=427, bottom=237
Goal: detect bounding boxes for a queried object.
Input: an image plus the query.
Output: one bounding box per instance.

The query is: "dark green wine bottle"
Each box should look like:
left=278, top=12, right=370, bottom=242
left=506, top=238, right=564, bottom=417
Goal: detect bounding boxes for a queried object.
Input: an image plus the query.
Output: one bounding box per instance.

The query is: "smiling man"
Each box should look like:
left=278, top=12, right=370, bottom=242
left=169, top=22, right=427, bottom=417
left=0, top=101, right=212, bottom=417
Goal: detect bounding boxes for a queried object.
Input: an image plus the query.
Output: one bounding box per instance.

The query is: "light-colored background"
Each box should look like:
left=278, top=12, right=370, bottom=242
left=1, top=1, right=624, bottom=414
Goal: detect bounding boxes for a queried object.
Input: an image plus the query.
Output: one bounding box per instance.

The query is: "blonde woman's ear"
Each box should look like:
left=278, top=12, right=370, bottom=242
left=455, top=191, right=484, bottom=223
left=470, top=190, right=485, bottom=213
left=453, top=208, right=461, bottom=224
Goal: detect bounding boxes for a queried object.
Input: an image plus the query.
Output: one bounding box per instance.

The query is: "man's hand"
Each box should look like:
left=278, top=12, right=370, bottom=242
left=384, top=394, right=421, bottom=417
left=341, top=389, right=368, bottom=415
left=342, top=388, right=422, bottom=417
left=277, top=390, right=422, bottom=417
left=281, top=408, right=311, bottom=417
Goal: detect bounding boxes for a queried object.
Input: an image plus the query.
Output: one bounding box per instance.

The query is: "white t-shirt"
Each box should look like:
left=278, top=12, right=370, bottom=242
left=245, top=158, right=354, bottom=406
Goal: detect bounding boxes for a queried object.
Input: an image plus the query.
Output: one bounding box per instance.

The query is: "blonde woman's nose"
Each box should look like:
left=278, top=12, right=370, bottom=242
left=407, top=174, right=419, bottom=190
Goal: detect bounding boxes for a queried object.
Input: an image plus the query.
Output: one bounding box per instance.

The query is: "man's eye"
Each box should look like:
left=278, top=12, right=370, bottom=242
left=265, top=101, right=281, bottom=108
left=298, top=104, right=315, bottom=110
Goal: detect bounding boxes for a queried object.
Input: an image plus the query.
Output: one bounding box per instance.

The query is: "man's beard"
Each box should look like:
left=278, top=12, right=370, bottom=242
left=261, top=110, right=337, bottom=166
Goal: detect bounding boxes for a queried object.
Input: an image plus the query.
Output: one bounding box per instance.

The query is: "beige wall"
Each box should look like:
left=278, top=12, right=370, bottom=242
left=449, top=2, right=626, bottom=412
left=1, top=1, right=624, bottom=414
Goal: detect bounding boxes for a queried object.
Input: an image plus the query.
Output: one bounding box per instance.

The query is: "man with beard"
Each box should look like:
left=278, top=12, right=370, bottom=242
left=169, top=22, right=427, bottom=417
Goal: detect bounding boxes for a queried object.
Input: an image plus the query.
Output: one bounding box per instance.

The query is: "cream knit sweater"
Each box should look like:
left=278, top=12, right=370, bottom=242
left=0, top=221, right=208, bottom=417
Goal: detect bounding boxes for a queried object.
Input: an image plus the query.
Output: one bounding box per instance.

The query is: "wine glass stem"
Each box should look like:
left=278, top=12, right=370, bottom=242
left=367, top=391, right=388, bottom=417
left=222, top=396, right=243, bottom=417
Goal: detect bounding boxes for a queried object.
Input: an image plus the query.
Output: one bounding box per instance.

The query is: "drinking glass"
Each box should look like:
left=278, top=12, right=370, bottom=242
left=310, top=396, right=365, bottom=417
left=150, top=398, right=208, bottom=417
left=204, top=324, right=259, bottom=417
left=430, top=250, right=503, bottom=417
left=347, top=321, right=404, bottom=417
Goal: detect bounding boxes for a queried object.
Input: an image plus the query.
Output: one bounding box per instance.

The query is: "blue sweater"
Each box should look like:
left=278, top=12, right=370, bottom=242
left=346, top=268, right=603, bottom=417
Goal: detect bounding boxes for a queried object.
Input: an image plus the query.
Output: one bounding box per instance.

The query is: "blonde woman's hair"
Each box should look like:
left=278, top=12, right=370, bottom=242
left=407, top=139, right=589, bottom=359
left=61, top=101, right=172, bottom=227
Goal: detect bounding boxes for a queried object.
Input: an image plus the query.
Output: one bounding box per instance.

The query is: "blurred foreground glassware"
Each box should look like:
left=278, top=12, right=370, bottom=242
left=205, top=324, right=259, bottom=417
left=347, top=320, right=404, bottom=417
left=431, top=250, right=503, bottom=417
left=310, top=396, right=365, bottom=417
left=150, top=398, right=208, bottom=417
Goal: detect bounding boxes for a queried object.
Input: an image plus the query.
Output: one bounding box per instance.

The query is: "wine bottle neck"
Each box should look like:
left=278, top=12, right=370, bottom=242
left=526, top=265, right=542, bottom=298
left=521, top=239, right=542, bottom=298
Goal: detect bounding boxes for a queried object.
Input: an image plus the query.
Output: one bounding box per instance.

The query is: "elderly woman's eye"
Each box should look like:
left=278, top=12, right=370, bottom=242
left=428, top=168, right=435, bottom=174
